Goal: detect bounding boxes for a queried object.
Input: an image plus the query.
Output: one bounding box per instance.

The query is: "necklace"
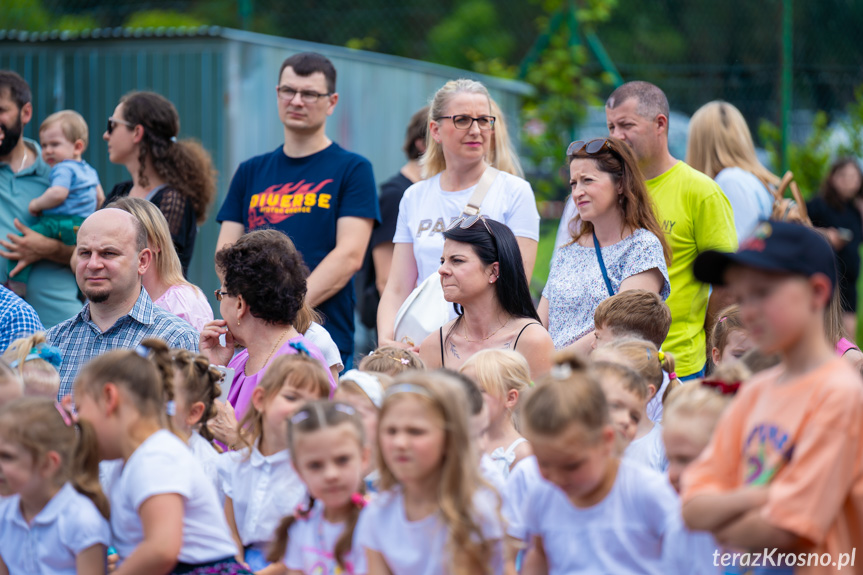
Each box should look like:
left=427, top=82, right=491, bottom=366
left=246, top=327, right=292, bottom=376
left=462, top=316, right=509, bottom=343
left=18, top=151, right=27, bottom=172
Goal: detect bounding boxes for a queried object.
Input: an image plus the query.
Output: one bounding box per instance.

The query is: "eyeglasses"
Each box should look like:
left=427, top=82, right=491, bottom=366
left=214, top=289, right=230, bottom=302
left=276, top=85, right=332, bottom=103
left=445, top=213, right=495, bottom=237
left=106, top=117, right=135, bottom=135
left=435, top=115, right=496, bottom=131
left=566, top=138, right=613, bottom=156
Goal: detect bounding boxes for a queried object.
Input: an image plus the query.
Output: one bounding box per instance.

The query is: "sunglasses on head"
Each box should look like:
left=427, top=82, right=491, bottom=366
left=445, top=213, right=495, bottom=237
left=106, top=117, right=134, bottom=135
left=566, top=138, right=613, bottom=157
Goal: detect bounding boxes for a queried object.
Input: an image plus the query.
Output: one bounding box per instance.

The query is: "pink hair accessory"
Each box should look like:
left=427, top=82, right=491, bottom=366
left=351, top=492, right=369, bottom=508
left=669, top=372, right=678, bottom=380
left=719, top=316, right=728, bottom=323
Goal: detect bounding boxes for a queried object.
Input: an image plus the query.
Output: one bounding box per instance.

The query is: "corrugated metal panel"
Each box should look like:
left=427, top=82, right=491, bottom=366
left=0, top=28, right=530, bottom=311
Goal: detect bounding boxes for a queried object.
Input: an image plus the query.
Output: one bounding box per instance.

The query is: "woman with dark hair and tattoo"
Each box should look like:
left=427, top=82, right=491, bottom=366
left=419, top=216, right=553, bottom=379
left=103, top=91, right=217, bottom=273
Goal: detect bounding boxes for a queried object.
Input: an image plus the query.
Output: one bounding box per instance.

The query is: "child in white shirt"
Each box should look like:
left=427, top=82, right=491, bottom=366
left=0, top=397, right=111, bottom=574
left=355, top=372, right=505, bottom=574
left=73, top=339, right=243, bottom=575
left=219, top=353, right=331, bottom=570
left=460, top=349, right=532, bottom=478
left=263, top=400, right=371, bottom=575
left=518, top=355, right=678, bottom=574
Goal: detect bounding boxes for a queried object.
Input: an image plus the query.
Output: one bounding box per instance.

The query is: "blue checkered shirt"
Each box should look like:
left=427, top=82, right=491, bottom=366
left=47, top=287, right=200, bottom=398
left=0, top=285, right=45, bottom=354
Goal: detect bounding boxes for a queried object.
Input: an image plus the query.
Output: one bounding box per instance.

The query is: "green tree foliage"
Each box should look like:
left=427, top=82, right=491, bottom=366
left=124, top=10, right=205, bottom=29
left=426, top=0, right=515, bottom=71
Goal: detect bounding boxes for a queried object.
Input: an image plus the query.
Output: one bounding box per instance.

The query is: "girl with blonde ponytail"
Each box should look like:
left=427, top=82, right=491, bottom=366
left=73, top=339, right=249, bottom=575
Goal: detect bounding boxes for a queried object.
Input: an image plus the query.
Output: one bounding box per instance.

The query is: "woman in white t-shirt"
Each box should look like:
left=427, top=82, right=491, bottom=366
left=73, top=339, right=246, bottom=575
left=516, top=355, right=677, bottom=575
left=113, top=197, right=213, bottom=331
left=355, top=372, right=505, bottom=575
left=377, top=79, right=540, bottom=349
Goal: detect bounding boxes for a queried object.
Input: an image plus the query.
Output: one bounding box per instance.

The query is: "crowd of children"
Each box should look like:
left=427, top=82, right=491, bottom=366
left=0, top=221, right=862, bottom=574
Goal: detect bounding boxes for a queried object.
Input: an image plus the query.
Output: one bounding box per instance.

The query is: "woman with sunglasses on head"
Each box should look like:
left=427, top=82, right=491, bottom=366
left=102, top=91, right=217, bottom=274
left=377, top=79, right=540, bottom=350
left=419, top=216, right=554, bottom=379
left=538, top=137, right=671, bottom=355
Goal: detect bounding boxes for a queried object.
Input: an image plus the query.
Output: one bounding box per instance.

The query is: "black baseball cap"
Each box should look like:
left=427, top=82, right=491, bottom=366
left=693, top=220, right=837, bottom=291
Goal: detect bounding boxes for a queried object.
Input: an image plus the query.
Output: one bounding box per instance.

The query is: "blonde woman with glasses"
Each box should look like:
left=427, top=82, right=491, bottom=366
left=377, top=79, right=540, bottom=350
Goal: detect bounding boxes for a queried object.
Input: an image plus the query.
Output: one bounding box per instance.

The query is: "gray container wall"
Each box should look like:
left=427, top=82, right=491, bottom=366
left=0, top=29, right=530, bottom=312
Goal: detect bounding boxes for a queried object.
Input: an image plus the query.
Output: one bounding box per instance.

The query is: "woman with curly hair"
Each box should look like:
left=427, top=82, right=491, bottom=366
left=102, top=91, right=217, bottom=274
left=200, top=229, right=336, bottom=446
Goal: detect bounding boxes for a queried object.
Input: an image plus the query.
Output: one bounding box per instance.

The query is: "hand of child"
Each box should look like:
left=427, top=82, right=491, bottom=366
left=200, top=319, right=235, bottom=367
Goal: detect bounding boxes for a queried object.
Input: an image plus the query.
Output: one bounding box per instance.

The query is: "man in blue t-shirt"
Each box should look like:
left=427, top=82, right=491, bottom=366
left=216, top=53, right=379, bottom=370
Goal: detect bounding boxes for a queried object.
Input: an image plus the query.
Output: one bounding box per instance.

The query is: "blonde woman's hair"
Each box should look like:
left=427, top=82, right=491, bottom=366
left=459, top=349, right=529, bottom=411
left=591, top=338, right=680, bottom=399
left=359, top=346, right=425, bottom=376
left=686, top=101, right=780, bottom=190
left=488, top=97, right=523, bottom=178
left=522, top=353, right=609, bottom=439
left=377, top=372, right=499, bottom=574
left=238, top=353, right=331, bottom=452
left=2, top=333, right=60, bottom=397
left=421, top=79, right=523, bottom=179
left=111, top=197, right=195, bottom=292
left=0, top=397, right=108, bottom=518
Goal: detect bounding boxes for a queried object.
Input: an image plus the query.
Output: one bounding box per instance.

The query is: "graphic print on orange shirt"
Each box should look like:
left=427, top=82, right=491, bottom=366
left=744, top=422, right=794, bottom=486
left=247, top=179, right=333, bottom=229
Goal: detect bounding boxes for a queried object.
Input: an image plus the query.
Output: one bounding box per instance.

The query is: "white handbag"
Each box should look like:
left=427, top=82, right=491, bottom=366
left=392, top=167, right=499, bottom=347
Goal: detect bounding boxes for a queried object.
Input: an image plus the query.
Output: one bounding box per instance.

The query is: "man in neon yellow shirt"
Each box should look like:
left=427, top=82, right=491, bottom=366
left=606, top=81, right=737, bottom=378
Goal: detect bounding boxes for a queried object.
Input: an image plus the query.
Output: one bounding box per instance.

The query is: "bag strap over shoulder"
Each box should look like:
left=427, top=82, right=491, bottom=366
left=593, top=232, right=615, bottom=297
left=462, top=166, right=500, bottom=216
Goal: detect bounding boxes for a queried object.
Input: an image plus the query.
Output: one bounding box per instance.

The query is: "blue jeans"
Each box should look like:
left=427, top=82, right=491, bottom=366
left=679, top=365, right=706, bottom=382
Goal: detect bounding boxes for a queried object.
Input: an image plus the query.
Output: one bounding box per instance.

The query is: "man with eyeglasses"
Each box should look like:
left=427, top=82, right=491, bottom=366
left=0, top=70, right=82, bottom=328
left=605, top=81, right=737, bottom=380
left=216, top=52, right=379, bottom=372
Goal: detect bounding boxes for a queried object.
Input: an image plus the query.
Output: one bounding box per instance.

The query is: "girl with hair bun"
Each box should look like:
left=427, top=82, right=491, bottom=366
left=513, top=356, right=677, bottom=574
left=103, top=91, right=218, bottom=274
left=169, top=348, right=225, bottom=500
left=73, top=338, right=248, bottom=575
